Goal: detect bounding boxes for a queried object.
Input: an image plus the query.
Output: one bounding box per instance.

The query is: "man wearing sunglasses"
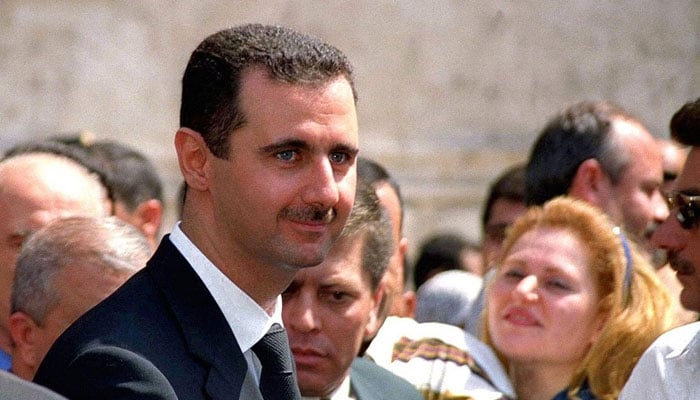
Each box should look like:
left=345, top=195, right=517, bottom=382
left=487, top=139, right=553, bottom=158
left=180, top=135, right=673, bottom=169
left=619, top=97, right=700, bottom=400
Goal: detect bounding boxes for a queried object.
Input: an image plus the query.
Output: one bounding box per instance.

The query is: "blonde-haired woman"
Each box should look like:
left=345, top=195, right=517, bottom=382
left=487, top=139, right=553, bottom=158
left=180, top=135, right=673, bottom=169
left=484, top=197, right=672, bottom=400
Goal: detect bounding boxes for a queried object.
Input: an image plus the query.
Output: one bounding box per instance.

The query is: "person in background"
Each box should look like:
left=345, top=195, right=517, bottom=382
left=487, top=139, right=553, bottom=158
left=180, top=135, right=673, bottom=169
left=481, top=163, right=528, bottom=271
left=654, top=138, right=698, bottom=325
left=414, top=269, right=483, bottom=331
left=357, top=157, right=415, bottom=318
left=619, top=96, right=700, bottom=400
left=461, top=163, right=529, bottom=339
left=50, top=134, right=165, bottom=250
left=357, top=167, right=514, bottom=399
left=0, top=369, right=66, bottom=399
left=413, top=232, right=481, bottom=290
left=34, top=23, right=359, bottom=400
left=9, top=216, right=150, bottom=380
left=464, top=164, right=527, bottom=337
left=283, top=180, right=422, bottom=399
left=85, top=140, right=165, bottom=251
left=484, top=197, right=672, bottom=400
left=0, top=151, right=109, bottom=371
left=3, top=140, right=114, bottom=213
left=525, top=100, right=668, bottom=260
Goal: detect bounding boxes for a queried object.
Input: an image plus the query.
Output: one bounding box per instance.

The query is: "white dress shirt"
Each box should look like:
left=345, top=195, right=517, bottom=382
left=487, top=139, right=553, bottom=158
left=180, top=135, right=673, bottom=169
left=619, top=321, right=700, bottom=399
left=169, top=223, right=284, bottom=387
left=301, top=374, right=352, bottom=400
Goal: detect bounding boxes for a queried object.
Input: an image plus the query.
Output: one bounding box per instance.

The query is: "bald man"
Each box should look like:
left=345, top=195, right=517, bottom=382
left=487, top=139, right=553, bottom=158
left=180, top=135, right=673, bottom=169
left=0, top=152, right=109, bottom=369
left=9, top=216, right=149, bottom=380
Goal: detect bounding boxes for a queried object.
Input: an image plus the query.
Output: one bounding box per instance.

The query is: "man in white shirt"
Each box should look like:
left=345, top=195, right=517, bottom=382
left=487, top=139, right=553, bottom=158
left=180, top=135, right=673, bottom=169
left=619, top=97, right=700, bottom=399
left=34, top=23, right=359, bottom=400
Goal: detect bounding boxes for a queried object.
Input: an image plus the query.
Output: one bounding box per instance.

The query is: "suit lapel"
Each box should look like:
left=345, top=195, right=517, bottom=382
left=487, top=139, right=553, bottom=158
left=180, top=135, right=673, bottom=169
left=147, top=237, right=248, bottom=399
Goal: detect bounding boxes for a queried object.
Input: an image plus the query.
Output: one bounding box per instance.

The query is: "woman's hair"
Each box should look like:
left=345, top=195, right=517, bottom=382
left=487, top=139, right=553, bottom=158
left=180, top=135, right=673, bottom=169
left=483, top=196, right=672, bottom=400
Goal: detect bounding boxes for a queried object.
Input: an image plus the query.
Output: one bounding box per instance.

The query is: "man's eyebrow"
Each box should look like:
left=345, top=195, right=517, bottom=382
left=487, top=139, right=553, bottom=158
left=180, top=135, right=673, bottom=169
left=258, top=140, right=359, bottom=156
left=259, top=139, right=309, bottom=155
left=332, top=143, right=359, bottom=157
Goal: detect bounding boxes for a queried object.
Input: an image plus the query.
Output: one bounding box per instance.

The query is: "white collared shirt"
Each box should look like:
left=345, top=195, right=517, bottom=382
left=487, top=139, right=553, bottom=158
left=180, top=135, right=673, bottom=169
left=169, top=222, right=284, bottom=384
left=301, top=374, right=353, bottom=400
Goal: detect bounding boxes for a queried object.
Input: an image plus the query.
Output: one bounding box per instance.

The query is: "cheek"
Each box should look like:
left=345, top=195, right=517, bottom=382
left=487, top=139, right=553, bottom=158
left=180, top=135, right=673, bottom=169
left=553, top=299, right=599, bottom=332
left=485, top=284, right=508, bottom=322
left=337, top=174, right=357, bottom=206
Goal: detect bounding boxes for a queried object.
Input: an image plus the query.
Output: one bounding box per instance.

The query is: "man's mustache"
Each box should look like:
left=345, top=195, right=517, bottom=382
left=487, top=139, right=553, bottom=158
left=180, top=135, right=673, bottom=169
left=281, top=206, right=335, bottom=224
left=668, top=253, right=697, bottom=276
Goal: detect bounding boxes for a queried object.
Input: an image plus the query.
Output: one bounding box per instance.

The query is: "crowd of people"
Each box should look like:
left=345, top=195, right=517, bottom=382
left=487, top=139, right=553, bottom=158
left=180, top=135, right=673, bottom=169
left=0, top=22, right=698, bottom=400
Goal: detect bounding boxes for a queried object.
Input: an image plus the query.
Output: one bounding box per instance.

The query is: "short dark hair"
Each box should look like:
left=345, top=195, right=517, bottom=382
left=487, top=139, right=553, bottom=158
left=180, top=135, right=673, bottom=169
left=670, top=97, right=700, bottom=146
left=180, top=23, right=356, bottom=159
left=357, top=157, right=404, bottom=232
left=481, top=163, right=526, bottom=231
left=525, top=101, right=635, bottom=206
left=87, top=141, right=164, bottom=211
left=356, top=156, right=410, bottom=286
left=341, top=179, right=393, bottom=291
left=412, top=232, right=475, bottom=290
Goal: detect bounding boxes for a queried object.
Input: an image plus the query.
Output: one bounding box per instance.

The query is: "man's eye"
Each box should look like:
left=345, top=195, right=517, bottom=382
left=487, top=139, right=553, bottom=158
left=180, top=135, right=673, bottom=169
left=276, top=150, right=297, bottom=162
left=322, top=290, right=352, bottom=304
left=329, top=152, right=347, bottom=164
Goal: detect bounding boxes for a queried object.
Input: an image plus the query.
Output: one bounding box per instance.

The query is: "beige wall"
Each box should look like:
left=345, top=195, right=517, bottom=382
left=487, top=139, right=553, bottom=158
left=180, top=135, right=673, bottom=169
left=1, top=1, right=698, bottom=263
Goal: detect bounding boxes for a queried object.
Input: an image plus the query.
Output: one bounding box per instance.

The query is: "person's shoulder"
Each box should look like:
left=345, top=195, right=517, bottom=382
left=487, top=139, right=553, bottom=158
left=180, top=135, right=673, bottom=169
left=350, top=357, right=423, bottom=400
left=652, top=321, right=700, bottom=352
left=0, top=370, right=67, bottom=399
left=35, top=344, right=178, bottom=400
left=619, top=322, right=700, bottom=400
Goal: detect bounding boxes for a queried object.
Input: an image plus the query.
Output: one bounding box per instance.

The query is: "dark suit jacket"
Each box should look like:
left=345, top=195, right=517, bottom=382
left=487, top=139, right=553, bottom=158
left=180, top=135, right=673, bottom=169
left=34, top=237, right=249, bottom=400
left=350, top=358, right=423, bottom=400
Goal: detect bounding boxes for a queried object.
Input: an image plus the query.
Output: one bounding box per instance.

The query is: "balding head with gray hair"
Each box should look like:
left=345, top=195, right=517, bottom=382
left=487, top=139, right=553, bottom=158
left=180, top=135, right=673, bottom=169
left=9, top=216, right=149, bottom=380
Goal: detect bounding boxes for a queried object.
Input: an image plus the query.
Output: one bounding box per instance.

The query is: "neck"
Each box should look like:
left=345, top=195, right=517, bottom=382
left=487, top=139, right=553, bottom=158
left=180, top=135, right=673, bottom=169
left=179, top=219, right=294, bottom=316
left=510, top=361, right=574, bottom=400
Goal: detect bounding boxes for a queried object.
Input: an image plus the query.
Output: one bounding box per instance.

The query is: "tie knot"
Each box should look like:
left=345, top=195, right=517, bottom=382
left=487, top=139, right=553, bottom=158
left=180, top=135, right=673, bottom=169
left=253, top=323, right=292, bottom=372
left=252, top=323, right=301, bottom=400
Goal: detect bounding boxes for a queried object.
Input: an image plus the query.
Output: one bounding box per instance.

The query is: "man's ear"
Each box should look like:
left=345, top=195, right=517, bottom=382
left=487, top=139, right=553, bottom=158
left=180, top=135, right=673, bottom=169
left=398, top=237, right=409, bottom=261
left=364, top=283, right=386, bottom=340
left=8, top=312, right=41, bottom=372
left=134, top=199, right=163, bottom=248
left=569, top=158, right=612, bottom=206
left=401, top=290, right=416, bottom=319
left=174, top=128, right=210, bottom=192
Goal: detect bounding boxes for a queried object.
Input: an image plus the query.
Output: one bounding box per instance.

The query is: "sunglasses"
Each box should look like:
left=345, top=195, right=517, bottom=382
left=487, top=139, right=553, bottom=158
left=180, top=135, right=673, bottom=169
left=665, top=192, right=700, bottom=230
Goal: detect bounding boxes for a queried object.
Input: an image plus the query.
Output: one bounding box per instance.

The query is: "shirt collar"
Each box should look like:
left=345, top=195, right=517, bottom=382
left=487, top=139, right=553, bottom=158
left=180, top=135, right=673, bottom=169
left=301, top=374, right=352, bottom=400
left=168, top=222, right=283, bottom=353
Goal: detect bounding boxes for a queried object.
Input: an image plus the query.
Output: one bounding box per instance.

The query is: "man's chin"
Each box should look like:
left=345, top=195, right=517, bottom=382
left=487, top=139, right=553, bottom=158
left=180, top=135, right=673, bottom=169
left=280, top=250, right=327, bottom=270
left=297, top=373, right=343, bottom=399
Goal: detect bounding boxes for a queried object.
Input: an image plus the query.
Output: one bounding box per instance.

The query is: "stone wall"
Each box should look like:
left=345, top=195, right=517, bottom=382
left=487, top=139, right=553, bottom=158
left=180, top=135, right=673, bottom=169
left=1, top=1, right=698, bottom=262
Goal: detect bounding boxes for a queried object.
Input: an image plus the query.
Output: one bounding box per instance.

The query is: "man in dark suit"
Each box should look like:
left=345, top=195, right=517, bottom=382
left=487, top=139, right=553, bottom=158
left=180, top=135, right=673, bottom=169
left=34, top=23, right=359, bottom=400
left=282, top=181, right=422, bottom=400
